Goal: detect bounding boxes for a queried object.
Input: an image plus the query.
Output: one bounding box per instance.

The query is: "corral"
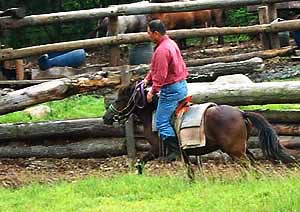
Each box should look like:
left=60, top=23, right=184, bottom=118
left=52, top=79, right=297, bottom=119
left=1, top=0, right=300, bottom=185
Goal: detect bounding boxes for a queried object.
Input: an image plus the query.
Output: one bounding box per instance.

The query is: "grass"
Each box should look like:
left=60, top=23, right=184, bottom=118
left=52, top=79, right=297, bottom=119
left=0, top=172, right=300, bottom=212
left=240, top=104, right=300, bottom=111
left=0, top=94, right=106, bottom=124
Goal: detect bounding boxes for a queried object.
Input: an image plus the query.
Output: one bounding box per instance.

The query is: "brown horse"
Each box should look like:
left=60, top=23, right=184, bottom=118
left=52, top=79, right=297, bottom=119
left=148, top=10, right=212, bottom=48
left=103, top=81, right=296, bottom=165
left=149, top=0, right=225, bottom=45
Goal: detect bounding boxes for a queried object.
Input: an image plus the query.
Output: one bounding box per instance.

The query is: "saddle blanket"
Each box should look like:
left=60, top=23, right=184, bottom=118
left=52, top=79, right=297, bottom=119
left=176, top=102, right=216, bottom=149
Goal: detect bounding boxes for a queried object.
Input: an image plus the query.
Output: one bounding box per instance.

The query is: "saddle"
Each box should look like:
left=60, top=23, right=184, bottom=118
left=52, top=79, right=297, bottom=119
left=152, top=96, right=216, bottom=149
left=174, top=96, right=216, bottom=150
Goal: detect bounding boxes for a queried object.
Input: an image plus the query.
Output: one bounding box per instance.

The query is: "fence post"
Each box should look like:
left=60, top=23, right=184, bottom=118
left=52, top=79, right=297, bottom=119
left=258, top=6, right=271, bottom=49
left=267, top=3, right=280, bottom=49
left=108, top=16, right=120, bottom=66
left=121, top=65, right=136, bottom=166
left=15, top=59, right=24, bottom=80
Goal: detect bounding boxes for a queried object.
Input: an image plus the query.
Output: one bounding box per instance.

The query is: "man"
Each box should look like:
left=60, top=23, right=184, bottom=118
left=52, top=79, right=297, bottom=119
left=144, top=19, right=189, bottom=161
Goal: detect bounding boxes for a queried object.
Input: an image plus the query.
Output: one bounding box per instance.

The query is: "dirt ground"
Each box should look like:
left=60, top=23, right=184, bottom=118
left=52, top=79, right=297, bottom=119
left=1, top=155, right=298, bottom=188
left=1, top=39, right=300, bottom=188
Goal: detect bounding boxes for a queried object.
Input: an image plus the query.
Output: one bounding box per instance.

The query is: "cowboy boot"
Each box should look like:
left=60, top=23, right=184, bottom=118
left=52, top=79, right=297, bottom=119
left=159, top=136, right=181, bottom=162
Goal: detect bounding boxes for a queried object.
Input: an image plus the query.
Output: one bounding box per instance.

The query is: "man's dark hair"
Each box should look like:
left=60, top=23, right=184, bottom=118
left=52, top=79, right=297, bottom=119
left=148, top=19, right=166, bottom=35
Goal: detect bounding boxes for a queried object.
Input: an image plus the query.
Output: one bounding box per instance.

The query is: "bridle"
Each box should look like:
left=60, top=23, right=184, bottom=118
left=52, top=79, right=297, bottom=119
left=109, top=81, right=146, bottom=123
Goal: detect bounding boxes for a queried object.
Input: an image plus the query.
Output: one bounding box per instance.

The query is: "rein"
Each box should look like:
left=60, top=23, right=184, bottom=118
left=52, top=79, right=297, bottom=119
left=109, top=81, right=146, bottom=123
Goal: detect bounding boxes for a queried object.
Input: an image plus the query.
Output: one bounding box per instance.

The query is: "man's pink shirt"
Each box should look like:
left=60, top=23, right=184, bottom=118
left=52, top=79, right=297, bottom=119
left=145, top=35, right=189, bottom=95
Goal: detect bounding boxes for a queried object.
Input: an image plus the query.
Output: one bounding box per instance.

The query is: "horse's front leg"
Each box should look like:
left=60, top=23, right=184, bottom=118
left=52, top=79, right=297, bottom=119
left=141, top=132, right=160, bottom=163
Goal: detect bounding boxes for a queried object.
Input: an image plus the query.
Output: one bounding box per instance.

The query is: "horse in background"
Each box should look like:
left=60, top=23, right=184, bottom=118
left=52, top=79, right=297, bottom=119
left=91, top=15, right=148, bottom=38
left=148, top=10, right=212, bottom=48
left=149, top=0, right=225, bottom=45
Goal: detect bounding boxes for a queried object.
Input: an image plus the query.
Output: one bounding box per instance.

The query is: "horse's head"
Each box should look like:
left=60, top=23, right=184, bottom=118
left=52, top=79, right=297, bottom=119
left=103, top=81, right=148, bottom=125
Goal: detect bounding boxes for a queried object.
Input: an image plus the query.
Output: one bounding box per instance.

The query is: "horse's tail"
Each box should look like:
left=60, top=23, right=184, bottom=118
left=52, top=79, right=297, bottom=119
left=242, top=111, right=296, bottom=163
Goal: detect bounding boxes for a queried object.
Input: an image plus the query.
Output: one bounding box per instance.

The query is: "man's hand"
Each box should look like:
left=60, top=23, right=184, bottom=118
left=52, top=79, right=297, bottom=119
left=144, top=79, right=149, bottom=87
left=147, top=91, right=154, bottom=103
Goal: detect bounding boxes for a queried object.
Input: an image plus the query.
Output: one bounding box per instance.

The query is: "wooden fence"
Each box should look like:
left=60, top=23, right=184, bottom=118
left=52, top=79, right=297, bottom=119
left=1, top=0, right=299, bottom=65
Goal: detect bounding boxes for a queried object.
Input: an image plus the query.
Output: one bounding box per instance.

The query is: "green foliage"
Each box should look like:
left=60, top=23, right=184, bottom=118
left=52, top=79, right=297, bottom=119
left=226, top=8, right=258, bottom=27
left=222, top=8, right=259, bottom=43
left=0, top=94, right=105, bottom=124
left=0, top=0, right=144, bottom=48
left=1, top=172, right=300, bottom=211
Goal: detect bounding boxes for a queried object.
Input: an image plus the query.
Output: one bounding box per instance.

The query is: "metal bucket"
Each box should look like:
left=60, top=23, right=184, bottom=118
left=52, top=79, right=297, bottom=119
left=129, top=43, right=153, bottom=65
left=38, top=49, right=86, bottom=70
left=278, top=31, right=290, bottom=47
left=294, top=31, right=300, bottom=47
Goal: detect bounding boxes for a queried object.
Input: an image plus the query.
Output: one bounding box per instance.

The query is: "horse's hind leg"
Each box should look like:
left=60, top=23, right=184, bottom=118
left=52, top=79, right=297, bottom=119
left=246, top=148, right=256, bottom=163
left=181, top=149, right=195, bottom=181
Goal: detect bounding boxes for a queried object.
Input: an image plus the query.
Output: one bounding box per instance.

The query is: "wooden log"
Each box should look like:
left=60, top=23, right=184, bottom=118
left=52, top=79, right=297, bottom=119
left=0, top=80, right=49, bottom=89
left=107, top=57, right=263, bottom=82
left=190, top=149, right=265, bottom=162
left=187, top=57, right=264, bottom=82
left=185, top=46, right=294, bottom=67
left=248, top=136, right=300, bottom=148
left=247, top=110, right=300, bottom=124
left=0, top=0, right=287, bottom=30
left=273, top=124, right=300, bottom=136
left=0, top=58, right=262, bottom=115
left=0, top=70, right=120, bottom=115
left=0, top=118, right=127, bottom=141
left=0, top=8, right=25, bottom=19
left=33, top=57, right=263, bottom=82
left=188, top=81, right=300, bottom=106
left=1, top=114, right=300, bottom=142
left=0, top=64, right=300, bottom=116
left=0, top=137, right=150, bottom=158
left=2, top=18, right=300, bottom=60
left=251, top=123, right=300, bottom=136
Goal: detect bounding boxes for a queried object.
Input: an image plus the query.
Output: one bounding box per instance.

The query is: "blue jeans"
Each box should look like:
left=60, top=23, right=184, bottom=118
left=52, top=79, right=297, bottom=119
left=156, top=80, right=188, bottom=141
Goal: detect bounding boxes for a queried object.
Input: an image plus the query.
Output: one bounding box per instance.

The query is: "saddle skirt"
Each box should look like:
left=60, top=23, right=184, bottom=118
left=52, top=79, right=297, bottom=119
left=175, top=100, right=216, bottom=149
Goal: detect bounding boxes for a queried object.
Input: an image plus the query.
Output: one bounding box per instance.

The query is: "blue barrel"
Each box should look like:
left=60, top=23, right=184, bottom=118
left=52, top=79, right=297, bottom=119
left=129, top=43, right=153, bottom=65
left=294, top=31, right=300, bottom=47
left=38, top=49, right=86, bottom=70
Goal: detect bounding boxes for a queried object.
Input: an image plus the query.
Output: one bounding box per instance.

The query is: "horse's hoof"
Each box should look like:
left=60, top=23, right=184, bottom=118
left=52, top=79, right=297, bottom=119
left=135, top=160, right=143, bottom=175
